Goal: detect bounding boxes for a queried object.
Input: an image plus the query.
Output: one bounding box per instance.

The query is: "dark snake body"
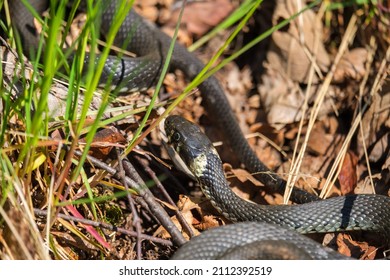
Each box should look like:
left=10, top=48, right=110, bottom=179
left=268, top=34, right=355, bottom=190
left=10, top=0, right=390, bottom=259
left=165, top=116, right=390, bottom=259
left=171, top=222, right=346, bottom=260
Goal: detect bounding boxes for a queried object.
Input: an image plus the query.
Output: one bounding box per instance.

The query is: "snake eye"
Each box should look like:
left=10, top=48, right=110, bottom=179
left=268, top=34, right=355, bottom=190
left=171, top=132, right=181, bottom=142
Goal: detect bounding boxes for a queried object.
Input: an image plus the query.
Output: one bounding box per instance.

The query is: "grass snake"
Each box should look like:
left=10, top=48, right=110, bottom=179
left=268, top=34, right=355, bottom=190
left=10, top=0, right=390, bottom=259
left=165, top=116, right=390, bottom=259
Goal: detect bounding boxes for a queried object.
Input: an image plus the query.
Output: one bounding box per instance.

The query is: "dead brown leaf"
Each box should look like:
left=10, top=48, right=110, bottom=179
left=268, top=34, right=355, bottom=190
left=333, top=48, right=368, bottom=83
left=135, top=0, right=173, bottom=22
left=154, top=195, right=200, bottom=240
left=270, top=0, right=330, bottom=84
left=154, top=195, right=223, bottom=240
left=225, top=165, right=262, bottom=187
left=65, top=13, right=87, bottom=49
left=307, top=122, right=335, bottom=155
left=163, top=0, right=234, bottom=39
left=336, top=233, right=377, bottom=260
left=79, top=127, right=126, bottom=159
left=357, top=82, right=390, bottom=163
left=338, top=151, right=358, bottom=195
left=193, top=215, right=223, bottom=231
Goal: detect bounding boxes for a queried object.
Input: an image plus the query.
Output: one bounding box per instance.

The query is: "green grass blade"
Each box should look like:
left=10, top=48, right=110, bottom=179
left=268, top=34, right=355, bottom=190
left=122, top=1, right=186, bottom=156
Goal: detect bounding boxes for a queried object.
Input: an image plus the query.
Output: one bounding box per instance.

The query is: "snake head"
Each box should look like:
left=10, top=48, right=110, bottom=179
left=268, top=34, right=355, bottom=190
left=164, top=115, right=220, bottom=177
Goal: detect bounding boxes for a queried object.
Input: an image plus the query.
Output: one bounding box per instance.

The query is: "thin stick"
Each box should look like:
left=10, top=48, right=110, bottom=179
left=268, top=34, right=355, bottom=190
left=135, top=155, right=195, bottom=238
left=33, top=208, right=172, bottom=246
left=115, top=148, right=143, bottom=259
left=122, top=159, right=187, bottom=246
left=70, top=149, right=186, bottom=245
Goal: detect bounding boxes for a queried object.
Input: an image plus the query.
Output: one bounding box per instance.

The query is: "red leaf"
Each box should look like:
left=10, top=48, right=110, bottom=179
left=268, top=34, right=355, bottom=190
left=338, top=151, right=358, bottom=195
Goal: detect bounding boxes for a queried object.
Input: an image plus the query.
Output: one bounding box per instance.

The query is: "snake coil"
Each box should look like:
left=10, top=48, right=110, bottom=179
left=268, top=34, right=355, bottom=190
left=165, top=116, right=390, bottom=259
left=10, top=0, right=390, bottom=259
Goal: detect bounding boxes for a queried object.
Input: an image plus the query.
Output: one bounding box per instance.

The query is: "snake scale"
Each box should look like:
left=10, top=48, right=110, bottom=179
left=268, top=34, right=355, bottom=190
left=9, top=0, right=390, bottom=259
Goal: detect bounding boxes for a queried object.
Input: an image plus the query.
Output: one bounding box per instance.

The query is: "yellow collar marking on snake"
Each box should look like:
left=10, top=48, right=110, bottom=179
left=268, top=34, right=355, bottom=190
left=190, top=153, right=208, bottom=178
left=192, top=146, right=219, bottom=175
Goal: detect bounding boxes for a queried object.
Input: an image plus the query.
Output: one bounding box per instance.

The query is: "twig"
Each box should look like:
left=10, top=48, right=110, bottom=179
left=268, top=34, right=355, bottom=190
left=72, top=149, right=187, bottom=246
left=122, top=159, right=187, bottom=246
left=33, top=208, right=172, bottom=246
left=135, top=154, right=195, bottom=238
left=115, top=148, right=143, bottom=259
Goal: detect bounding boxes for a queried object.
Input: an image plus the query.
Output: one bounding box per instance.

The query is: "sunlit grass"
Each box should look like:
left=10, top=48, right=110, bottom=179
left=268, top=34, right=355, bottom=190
left=1, top=0, right=382, bottom=260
